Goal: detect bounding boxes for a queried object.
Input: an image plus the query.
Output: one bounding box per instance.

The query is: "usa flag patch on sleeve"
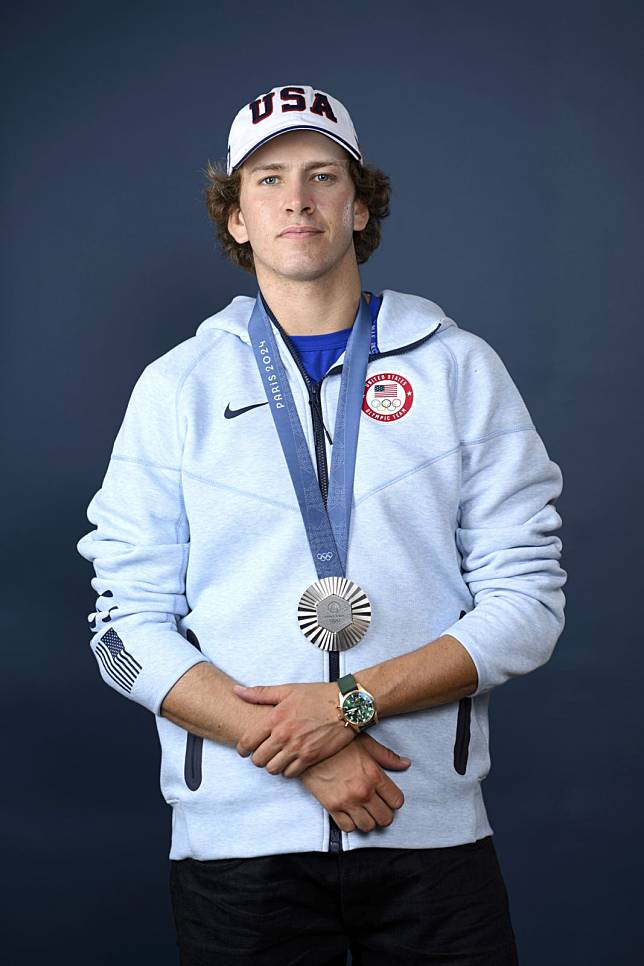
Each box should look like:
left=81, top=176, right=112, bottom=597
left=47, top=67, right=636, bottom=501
left=95, top=628, right=142, bottom=694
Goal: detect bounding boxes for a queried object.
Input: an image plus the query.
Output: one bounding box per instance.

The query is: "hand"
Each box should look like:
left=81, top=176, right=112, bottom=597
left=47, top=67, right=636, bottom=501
left=232, top=681, right=355, bottom=778
left=299, top=732, right=412, bottom=833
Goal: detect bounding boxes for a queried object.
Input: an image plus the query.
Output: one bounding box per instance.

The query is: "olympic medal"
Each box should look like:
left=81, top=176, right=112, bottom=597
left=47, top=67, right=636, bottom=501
left=297, top=576, right=371, bottom=651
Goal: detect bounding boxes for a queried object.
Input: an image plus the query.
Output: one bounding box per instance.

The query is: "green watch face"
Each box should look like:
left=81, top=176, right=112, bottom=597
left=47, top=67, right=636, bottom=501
left=343, top=691, right=375, bottom=725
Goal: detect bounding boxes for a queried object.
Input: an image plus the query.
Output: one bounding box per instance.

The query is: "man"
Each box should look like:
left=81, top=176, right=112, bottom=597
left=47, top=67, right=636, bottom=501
left=77, top=84, right=567, bottom=964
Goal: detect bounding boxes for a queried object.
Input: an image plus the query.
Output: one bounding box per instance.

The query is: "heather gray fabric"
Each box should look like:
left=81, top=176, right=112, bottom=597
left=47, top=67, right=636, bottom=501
left=77, top=288, right=566, bottom=860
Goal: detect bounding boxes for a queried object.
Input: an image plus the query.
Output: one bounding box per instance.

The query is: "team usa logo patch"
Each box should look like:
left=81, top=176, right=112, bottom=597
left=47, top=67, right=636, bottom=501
left=362, top=372, right=414, bottom=422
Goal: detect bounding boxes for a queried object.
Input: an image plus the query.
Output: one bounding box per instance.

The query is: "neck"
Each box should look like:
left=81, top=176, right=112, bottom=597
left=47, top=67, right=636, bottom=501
left=254, top=255, right=368, bottom=336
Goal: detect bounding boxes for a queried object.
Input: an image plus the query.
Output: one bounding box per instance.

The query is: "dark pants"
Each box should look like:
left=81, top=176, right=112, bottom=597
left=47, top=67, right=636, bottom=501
left=169, top=835, right=519, bottom=965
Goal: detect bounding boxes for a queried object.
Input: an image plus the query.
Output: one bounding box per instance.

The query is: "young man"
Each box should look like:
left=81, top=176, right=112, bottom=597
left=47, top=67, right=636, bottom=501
left=77, top=84, right=567, bottom=964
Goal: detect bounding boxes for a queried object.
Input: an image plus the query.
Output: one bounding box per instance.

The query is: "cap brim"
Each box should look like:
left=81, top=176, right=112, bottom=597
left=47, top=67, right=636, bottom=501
left=230, top=125, right=362, bottom=174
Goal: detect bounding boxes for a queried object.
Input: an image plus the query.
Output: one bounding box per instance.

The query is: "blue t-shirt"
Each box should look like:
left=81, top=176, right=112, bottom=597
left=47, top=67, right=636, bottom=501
left=288, top=292, right=382, bottom=383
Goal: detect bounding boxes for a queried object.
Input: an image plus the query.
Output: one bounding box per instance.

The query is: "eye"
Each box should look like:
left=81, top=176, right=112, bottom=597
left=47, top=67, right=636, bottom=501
left=258, top=172, right=336, bottom=186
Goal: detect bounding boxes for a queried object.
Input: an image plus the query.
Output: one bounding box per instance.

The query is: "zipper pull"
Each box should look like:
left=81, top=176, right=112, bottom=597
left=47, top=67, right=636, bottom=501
left=309, top=381, right=333, bottom=445
left=308, top=382, right=320, bottom=423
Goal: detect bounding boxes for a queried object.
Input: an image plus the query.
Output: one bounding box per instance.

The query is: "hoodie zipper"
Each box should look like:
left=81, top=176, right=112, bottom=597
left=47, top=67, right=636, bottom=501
left=264, top=300, right=444, bottom=852
left=311, top=375, right=342, bottom=852
left=271, top=335, right=343, bottom=851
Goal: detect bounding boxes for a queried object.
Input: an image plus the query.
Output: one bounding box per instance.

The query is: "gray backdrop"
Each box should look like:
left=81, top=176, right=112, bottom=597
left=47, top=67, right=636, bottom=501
left=3, top=1, right=641, bottom=963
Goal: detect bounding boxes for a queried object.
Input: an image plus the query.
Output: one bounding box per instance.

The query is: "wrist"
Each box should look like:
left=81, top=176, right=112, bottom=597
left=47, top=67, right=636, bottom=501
left=233, top=701, right=273, bottom=745
left=335, top=672, right=379, bottom=733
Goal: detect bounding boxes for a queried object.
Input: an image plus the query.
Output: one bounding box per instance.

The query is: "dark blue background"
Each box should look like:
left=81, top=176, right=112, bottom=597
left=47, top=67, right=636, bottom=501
left=3, top=1, right=641, bottom=962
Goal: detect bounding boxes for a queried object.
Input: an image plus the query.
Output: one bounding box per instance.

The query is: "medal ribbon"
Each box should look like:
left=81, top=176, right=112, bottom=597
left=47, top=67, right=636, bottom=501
left=248, top=290, right=373, bottom=580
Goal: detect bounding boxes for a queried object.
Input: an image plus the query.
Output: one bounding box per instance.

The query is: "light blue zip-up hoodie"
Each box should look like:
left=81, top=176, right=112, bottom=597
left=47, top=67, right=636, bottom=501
left=76, top=288, right=567, bottom=860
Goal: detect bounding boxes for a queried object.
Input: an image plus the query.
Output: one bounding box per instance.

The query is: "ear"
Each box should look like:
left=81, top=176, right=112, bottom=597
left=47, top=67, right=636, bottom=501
left=353, top=197, right=370, bottom=233
left=227, top=206, right=249, bottom=244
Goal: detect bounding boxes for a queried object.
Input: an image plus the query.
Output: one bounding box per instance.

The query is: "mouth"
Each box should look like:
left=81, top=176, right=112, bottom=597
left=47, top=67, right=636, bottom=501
left=279, top=228, right=323, bottom=238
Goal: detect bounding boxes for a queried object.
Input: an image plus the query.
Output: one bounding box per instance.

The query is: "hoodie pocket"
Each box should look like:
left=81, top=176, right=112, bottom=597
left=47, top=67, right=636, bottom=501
left=183, top=629, right=204, bottom=791
left=453, top=610, right=472, bottom=776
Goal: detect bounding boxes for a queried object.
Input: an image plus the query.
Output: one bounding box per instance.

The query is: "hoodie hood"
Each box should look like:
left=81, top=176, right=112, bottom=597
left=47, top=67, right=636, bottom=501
left=195, top=289, right=458, bottom=358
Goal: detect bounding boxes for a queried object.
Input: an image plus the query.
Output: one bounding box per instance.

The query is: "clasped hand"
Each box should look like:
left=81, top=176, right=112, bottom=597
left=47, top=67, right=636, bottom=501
left=232, top=681, right=356, bottom=778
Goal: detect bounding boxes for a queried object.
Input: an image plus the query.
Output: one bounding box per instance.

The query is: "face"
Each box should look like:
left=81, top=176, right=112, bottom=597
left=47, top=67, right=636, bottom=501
left=227, top=129, right=369, bottom=284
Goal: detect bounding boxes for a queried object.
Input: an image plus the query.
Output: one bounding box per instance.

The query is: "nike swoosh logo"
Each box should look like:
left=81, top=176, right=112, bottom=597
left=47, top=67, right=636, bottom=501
left=224, top=401, right=269, bottom=419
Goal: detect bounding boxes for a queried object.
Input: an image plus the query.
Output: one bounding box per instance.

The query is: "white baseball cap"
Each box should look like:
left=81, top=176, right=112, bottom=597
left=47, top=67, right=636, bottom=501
left=226, top=84, right=363, bottom=175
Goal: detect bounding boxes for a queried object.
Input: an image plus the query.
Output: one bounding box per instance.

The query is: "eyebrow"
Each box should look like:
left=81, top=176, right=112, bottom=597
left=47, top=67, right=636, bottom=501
left=248, top=160, right=346, bottom=175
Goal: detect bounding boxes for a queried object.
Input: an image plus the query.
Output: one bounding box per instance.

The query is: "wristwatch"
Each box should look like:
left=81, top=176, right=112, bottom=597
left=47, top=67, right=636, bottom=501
left=336, top=672, right=379, bottom=733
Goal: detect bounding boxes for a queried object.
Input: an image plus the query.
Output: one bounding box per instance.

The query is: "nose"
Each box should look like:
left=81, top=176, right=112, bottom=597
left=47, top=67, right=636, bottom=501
left=284, top=174, right=315, bottom=214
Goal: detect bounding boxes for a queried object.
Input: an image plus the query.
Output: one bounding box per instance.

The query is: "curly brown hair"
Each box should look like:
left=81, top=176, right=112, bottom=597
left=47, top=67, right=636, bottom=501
left=202, top=156, right=391, bottom=275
